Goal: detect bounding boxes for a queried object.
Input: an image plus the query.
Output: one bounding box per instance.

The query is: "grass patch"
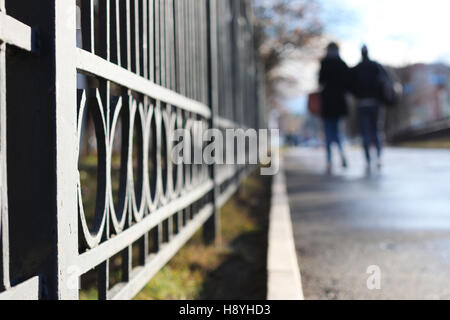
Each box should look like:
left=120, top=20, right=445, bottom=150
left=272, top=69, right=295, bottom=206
left=134, top=171, right=271, bottom=300
left=398, top=137, right=450, bottom=149
left=79, top=287, right=98, bottom=301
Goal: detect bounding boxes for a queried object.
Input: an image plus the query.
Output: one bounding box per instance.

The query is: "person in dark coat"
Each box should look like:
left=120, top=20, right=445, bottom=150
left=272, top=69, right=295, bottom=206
left=319, top=42, right=350, bottom=171
left=351, top=45, right=385, bottom=170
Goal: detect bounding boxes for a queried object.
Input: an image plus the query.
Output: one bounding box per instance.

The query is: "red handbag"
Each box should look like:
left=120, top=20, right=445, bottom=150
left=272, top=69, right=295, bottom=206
left=307, top=92, right=322, bottom=115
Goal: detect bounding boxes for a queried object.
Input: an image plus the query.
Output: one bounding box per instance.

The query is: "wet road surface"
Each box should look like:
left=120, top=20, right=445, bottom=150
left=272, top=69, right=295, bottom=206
left=284, top=147, right=450, bottom=300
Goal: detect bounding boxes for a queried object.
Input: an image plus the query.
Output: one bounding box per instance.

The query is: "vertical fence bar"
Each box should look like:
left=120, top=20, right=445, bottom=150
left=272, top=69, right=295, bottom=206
left=192, top=0, right=198, bottom=102
left=148, top=0, right=154, bottom=82
left=191, top=0, right=196, bottom=101
left=159, top=0, right=164, bottom=88
left=187, top=0, right=192, bottom=99
left=201, top=1, right=208, bottom=105
left=142, top=0, right=148, bottom=79
left=173, top=0, right=180, bottom=93
left=203, top=0, right=220, bottom=245
left=0, top=0, right=10, bottom=292
left=140, top=0, right=151, bottom=273
left=230, top=0, right=239, bottom=126
left=126, top=0, right=132, bottom=71
left=172, top=0, right=176, bottom=93
left=170, top=0, right=176, bottom=92
left=52, top=0, right=79, bottom=300
left=134, top=0, right=141, bottom=76
left=165, top=0, right=170, bottom=90
left=154, top=0, right=160, bottom=85
left=124, top=0, right=134, bottom=279
left=99, top=0, right=111, bottom=300
left=180, top=0, right=185, bottom=96
left=188, top=0, right=193, bottom=100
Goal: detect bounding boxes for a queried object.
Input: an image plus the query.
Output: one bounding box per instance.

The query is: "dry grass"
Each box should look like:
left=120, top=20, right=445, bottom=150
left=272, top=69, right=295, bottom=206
left=399, top=137, right=450, bottom=149
left=134, top=171, right=271, bottom=300
left=79, top=170, right=271, bottom=300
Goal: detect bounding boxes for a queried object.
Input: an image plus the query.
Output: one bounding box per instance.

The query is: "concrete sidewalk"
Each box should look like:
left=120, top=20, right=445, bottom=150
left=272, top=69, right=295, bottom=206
left=284, top=147, right=450, bottom=300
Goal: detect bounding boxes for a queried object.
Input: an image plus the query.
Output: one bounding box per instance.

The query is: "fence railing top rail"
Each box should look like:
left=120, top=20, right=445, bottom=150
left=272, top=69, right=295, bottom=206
left=76, top=49, right=212, bottom=119
left=0, top=11, right=32, bottom=52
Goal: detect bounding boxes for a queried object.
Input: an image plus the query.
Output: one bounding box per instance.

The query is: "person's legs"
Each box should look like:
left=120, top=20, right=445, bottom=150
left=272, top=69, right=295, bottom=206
left=333, top=118, right=348, bottom=168
left=369, top=106, right=382, bottom=166
left=359, top=107, right=372, bottom=165
left=324, top=117, right=347, bottom=170
left=323, top=118, right=334, bottom=166
left=330, top=118, right=341, bottom=150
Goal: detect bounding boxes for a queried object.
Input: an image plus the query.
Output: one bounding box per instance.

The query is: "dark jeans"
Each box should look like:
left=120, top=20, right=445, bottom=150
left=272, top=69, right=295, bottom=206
left=323, top=117, right=344, bottom=164
left=358, top=106, right=382, bottom=164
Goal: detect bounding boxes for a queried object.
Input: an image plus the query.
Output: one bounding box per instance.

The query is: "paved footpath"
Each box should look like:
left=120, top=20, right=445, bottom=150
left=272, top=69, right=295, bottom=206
left=284, top=147, right=450, bottom=300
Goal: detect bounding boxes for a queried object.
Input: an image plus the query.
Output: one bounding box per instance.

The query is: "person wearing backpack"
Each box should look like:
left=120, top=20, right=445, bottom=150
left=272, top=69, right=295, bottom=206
left=351, top=45, right=388, bottom=171
left=319, top=42, right=350, bottom=172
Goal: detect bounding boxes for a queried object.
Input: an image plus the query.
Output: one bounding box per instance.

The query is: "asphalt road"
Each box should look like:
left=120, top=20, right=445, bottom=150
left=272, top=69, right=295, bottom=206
left=284, top=147, right=450, bottom=300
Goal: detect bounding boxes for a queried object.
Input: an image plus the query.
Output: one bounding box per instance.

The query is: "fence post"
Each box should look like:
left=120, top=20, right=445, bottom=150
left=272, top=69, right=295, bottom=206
left=0, top=0, right=10, bottom=293
left=203, top=0, right=220, bottom=246
left=50, top=0, right=79, bottom=300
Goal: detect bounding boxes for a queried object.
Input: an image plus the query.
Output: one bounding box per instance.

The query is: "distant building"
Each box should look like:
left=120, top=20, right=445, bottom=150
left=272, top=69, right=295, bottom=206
left=386, top=63, right=450, bottom=138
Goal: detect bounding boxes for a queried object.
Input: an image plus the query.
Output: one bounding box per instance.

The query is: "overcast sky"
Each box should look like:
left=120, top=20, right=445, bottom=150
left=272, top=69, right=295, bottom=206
left=323, top=0, right=450, bottom=66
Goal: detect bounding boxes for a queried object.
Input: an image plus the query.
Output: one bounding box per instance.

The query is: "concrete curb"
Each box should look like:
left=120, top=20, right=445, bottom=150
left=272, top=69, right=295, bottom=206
left=267, top=161, right=304, bottom=300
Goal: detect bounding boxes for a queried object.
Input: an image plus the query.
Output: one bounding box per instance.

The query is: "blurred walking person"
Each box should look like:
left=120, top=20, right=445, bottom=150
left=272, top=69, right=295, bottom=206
left=351, top=45, right=385, bottom=171
left=319, top=42, right=350, bottom=172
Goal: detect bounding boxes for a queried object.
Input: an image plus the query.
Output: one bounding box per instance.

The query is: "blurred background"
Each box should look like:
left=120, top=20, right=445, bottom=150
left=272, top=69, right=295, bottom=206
left=254, top=0, right=450, bottom=148
left=254, top=0, right=450, bottom=300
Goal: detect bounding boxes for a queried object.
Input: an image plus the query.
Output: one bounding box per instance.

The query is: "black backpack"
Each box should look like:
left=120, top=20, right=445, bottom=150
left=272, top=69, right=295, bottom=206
left=377, top=64, right=402, bottom=107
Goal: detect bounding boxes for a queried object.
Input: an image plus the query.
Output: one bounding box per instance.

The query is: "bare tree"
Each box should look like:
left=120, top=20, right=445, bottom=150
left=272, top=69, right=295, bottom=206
left=253, top=0, right=324, bottom=103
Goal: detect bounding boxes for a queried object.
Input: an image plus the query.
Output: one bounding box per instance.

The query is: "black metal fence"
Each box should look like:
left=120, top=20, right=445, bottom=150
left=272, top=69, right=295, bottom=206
left=0, top=0, right=265, bottom=300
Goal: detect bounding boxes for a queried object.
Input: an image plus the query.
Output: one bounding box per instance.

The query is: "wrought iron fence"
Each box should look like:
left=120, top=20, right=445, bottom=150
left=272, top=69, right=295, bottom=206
left=0, top=0, right=265, bottom=300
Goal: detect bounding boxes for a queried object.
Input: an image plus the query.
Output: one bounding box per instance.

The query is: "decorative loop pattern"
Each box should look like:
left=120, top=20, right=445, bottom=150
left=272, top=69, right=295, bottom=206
left=76, top=84, right=211, bottom=250
left=77, top=90, right=108, bottom=249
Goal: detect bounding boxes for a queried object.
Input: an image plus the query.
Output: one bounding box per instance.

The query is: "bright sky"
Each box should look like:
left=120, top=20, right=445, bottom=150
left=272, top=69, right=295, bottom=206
left=324, top=0, right=450, bottom=66
left=283, top=0, right=450, bottom=114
